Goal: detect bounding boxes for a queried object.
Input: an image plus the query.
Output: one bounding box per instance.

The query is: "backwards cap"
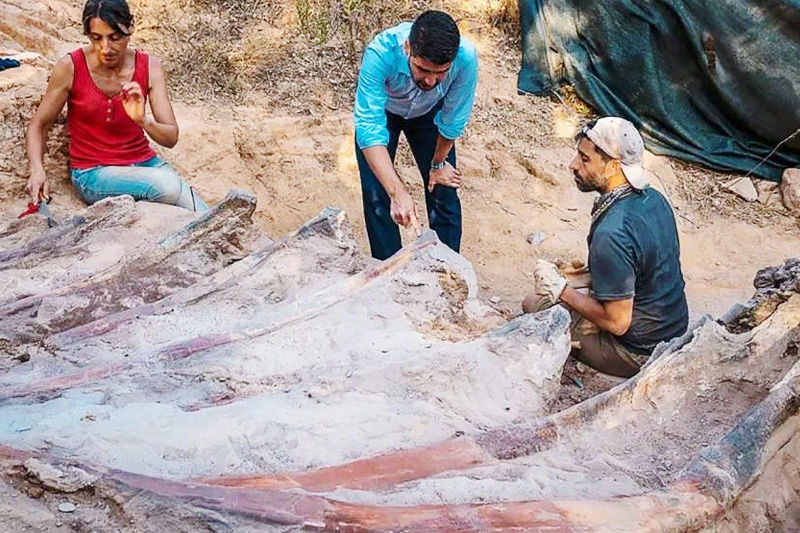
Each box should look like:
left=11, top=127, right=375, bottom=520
left=581, top=117, right=648, bottom=190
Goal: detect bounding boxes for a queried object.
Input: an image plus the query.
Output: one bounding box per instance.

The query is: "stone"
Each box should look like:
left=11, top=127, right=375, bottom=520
left=24, top=459, right=97, bottom=493
left=527, top=231, right=547, bottom=246
left=722, top=177, right=758, bottom=202
left=781, top=168, right=800, bottom=217
left=57, top=502, right=76, bottom=513
left=754, top=179, right=782, bottom=207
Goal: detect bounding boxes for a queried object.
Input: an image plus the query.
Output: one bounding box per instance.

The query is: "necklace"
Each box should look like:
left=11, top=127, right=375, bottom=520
left=591, top=184, right=636, bottom=228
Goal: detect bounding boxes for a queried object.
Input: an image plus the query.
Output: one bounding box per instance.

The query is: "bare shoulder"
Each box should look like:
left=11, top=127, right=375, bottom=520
left=147, top=54, right=166, bottom=75
left=54, top=54, right=75, bottom=74
left=50, top=54, right=75, bottom=87
left=147, top=54, right=167, bottom=86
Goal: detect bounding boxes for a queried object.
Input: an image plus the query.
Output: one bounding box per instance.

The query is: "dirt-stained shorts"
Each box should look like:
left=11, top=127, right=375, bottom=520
left=569, top=313, right=649, bottom=378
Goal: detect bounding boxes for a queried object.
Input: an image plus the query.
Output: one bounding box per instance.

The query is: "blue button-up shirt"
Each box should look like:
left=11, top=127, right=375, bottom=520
left=354, top=22, right=479, bottom=150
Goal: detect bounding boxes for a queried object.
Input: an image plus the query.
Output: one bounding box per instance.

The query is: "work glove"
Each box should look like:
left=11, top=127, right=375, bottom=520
left=534, top=259, right=568, bottom=304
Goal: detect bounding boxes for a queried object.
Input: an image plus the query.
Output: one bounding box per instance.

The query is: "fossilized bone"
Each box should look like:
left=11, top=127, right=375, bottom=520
left=144, top=229, right=438, bottom=361
left=48, top=206, right=361, bottom=348
left=193, top=293, right=800, bottom=507
left=0, top=230, right=435, bottom=402
left=0, top=190, right=257, bottom=343
left=1, top=203, right=797, bottom=533
left=0, top=358, right=797, bottom=533
left=0, top=195, right=136, bottom=272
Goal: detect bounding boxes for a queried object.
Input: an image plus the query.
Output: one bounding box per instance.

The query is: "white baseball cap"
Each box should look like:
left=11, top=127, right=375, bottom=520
left=580, top=117, right=649, bottom=190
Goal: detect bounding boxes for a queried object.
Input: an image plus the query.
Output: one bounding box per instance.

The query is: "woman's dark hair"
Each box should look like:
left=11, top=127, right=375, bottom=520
left=82, top=0, right=134, bottom=36
left=409, top=11, right=460, bottom=66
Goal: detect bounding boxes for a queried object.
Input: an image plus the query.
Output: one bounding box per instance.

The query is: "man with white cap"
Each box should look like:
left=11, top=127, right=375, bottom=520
left=527, top=117, right=688, bottom=378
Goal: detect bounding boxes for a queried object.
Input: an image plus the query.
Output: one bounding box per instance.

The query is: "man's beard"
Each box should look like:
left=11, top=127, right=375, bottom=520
left=414, top=78, right=437, bottom=91
left=573, top=171, right=600, bottom=193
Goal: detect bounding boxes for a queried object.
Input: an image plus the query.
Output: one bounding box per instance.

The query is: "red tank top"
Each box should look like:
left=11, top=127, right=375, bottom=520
left=68, top=48, right=156, bottom=169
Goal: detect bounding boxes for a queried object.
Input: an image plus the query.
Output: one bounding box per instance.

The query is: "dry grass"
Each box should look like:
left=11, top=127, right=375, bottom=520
left=672, top=159, right=796, bottom=228
left=256, top=0, right=431, bottom=112
left=137, top=0, right=432, bottom=108
left=136, top=0, right=525, bottom=112
left=138, top=0, right=271, bottom=103
left=479, top=0, right=520, bottom=47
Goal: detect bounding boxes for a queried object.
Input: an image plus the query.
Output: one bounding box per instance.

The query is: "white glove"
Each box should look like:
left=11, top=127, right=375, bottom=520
left=534, top=259, right=568, bottom=303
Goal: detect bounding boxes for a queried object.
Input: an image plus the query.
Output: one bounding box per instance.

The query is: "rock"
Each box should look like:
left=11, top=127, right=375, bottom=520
left=57, top=502, right=76, bottom=513
left=754, top=179, right=783, bottom=207
left=527, top=231, right=547, bottom=246
left=722, top=177, right=758, bottom=202
left=23, top=459, right=97, bottom=493
left=781, top=168, right=800, bottom=217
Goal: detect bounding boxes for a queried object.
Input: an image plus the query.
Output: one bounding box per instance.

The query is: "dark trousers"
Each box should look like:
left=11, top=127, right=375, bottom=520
left=356, top=105, right=462, bottom=260
left=569, top=312, right=649, bottom=378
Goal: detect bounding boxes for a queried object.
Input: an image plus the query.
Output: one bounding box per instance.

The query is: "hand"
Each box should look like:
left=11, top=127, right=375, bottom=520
left=534, top=259, right=568, bottom=303
left=428, top=161, right=462, bottom=192
left=389, top=187, right=422, bottom=237
left=26, top=169, right=49, bottom=203
left=121, top=81, right=146, bottom=125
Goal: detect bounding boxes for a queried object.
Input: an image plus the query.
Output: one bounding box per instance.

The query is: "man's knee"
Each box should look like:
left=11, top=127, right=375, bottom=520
left=429, top=187, right=461, bottom=224
left=522, top=293, right=554, bottom=314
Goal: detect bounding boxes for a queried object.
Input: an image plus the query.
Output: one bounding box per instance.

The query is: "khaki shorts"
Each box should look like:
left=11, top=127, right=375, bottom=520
left=569, top=313, right=649, bottom=378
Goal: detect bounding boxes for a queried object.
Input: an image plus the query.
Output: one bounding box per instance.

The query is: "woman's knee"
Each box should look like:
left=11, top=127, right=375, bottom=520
left=143, top=169, right=184, bottom=204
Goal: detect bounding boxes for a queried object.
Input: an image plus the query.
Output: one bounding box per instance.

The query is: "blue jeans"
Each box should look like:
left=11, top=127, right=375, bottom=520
left=356, top=104, right=461, bottom=260
left=70, top=156, right=209, bottom=212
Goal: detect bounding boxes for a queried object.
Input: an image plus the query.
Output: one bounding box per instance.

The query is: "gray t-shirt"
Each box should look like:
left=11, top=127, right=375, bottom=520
left=588, top=188, right=689, bottom=354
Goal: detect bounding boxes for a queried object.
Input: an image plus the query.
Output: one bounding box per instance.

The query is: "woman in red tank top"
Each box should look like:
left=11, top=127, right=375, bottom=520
left=25, top=0, right=208, bottom=212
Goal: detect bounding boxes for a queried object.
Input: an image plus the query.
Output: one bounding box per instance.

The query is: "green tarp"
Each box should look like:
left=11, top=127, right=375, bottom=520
left=518, top=0, right=800, bottom=181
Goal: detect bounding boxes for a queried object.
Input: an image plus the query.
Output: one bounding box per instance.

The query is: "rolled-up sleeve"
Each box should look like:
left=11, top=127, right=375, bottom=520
left=354, top=48, right=389, bottom=150
left=434, top=42, right=478, bottom=140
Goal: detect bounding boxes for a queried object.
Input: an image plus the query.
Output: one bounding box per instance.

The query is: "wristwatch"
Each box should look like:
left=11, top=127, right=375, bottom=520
left=430, top=161, right=446, bottom=171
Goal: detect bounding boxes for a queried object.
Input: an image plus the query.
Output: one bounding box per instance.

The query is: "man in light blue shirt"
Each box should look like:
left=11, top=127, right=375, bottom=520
left=354, top=10, right=478, bottom=259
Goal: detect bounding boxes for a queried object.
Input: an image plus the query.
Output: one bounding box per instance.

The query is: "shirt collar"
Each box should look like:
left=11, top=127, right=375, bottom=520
left=399, top=42, right=411, bottom=76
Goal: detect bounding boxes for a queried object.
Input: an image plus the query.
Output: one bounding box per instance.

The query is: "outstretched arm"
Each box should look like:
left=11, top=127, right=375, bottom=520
left=355, top=47, right=420, bottom=234
left=362, top=146, right=421, bottom=234
left=428, top=42, right=477, bottom=193
left=26, top=55, right=73, bottom=202
left=121, top=56, right=179, bottom=148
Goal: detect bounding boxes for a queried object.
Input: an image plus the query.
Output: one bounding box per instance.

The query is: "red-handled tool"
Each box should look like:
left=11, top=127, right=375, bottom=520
left=17, top=202, right=39, bottom=219
left=17, top=196, right=56, bottom=227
